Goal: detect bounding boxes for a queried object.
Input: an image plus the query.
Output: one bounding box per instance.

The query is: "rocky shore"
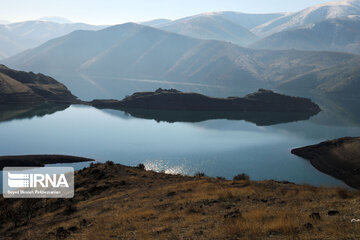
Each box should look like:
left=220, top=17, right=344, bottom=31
left=292, top=137, right=360, bottom=189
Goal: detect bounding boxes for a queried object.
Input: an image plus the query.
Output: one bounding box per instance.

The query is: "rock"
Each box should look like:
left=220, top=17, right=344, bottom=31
left=304, top=223, right=313, bottom=229
left=328, top=210, right=339, bottom=216
left=80, top=219, right=88, bottom=227
left=224, top=209, right=242, bottom=219
left=55, top=227, right=70, bottom=239
left=167, top=191, right=176, bottom=197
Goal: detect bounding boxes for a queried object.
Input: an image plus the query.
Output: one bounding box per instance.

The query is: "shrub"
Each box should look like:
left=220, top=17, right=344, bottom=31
left=233, top=173, right=250, bottom=181
left=105, top=160, right=114, bottom=166
left=137, top=163, right=145, bottom=170
left=194, top=172, right=206, bottom=177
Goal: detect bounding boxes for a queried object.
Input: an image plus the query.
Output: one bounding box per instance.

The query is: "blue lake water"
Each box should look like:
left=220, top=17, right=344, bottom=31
left=1, top=98, right=360, bottom=189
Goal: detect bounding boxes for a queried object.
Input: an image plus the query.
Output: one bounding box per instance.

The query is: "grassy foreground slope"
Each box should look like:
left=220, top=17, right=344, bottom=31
left=1, top=162, right=360, bottom=239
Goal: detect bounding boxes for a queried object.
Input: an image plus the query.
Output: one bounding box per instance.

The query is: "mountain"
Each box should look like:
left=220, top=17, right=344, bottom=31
left=278, top=57, right=360, bottom=96
left=140, top=19, right=172, bottom=27
left=157, top=14, right=259, bottom=46
left=0, top=21, right=105, bottom=59
left=3, top=23, right=262, bottom=92
left=252, top=17, right=360, bottom=54
left=208, top=12, right=286, bottom=30
left=0, top=64, right=76, bottom=103
left=152, top=12, right=286, bottom=46
left=0, top=20, right=10, bottom=25
left=253, top=0, right=360, bottom=37
left=154, top=12, right=285, bottom=30
left=3, top=23, right=360, bottom=98
left=37, top=16, right=73, bottom=24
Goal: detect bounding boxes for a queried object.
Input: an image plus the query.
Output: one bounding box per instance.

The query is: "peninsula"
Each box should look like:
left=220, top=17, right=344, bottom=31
left=0, top=155, right=95, bottom=169
left=292, top=137, right=360, bottom=189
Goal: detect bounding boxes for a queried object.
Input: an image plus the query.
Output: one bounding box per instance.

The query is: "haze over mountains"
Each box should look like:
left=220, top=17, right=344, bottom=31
left=151, top=12, right=284, bottom=46
left=1, top=0, right=360, bottom=99
left=0, top=20, right=105, bottom=59
left=252, top=0, right=360, bottom=37
left=252, top=17, right=360, bottom=54
left=4, top=22, right=360, bottom=99
left=37, top=16, right=73, bottom=24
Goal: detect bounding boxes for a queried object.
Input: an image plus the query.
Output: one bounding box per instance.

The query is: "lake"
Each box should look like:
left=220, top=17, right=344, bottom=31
left=1, top=92, right=360, bottom=189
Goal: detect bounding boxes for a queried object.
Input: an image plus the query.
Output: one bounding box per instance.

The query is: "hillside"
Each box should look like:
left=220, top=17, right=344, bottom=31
left=209, top=12, right=285, bottom=30
left=1, top=161, right=359, bottom=239
left=157, top=14, right=259, bottom=46
left=153, top=12, right=285, bottom=30
left=0, top=65, right=77, bottom=103
left=252, top=17, right=360, bottom=54
left=140, top=18, right=172, bottom=27
left=0, top=20, right=105, bottom=59
left=277, top=58, right=360, bottom=96
left=3, top=22, right=360, bottom=98
left=252, top=0, right=360, bottom=37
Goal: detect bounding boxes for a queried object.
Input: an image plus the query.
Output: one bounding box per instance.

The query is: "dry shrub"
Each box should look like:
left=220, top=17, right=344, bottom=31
left=220, top=208, right=300, bottom=238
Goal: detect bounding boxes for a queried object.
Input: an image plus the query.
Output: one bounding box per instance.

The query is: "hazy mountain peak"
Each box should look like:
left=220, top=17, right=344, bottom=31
left=253, top=0, right=360, bottom=36
left=139, top=19, right=172, bottom=27
left=0, top=20, right=10, bottom=25
left=37, top=16, right=73, bottom=24
left=154, top=13, right=260, bottom=46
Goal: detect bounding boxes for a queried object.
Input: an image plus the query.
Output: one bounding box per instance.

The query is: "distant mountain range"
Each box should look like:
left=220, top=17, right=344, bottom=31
left=0, top=20, right=10, bottom=25
left=0, top=21, right=105, bottom=59
left=3, top=22, right=360, bottom=98
left=149, top=12, right=284, bottom=46
left=37, top=16, right=73, bottom=24
left=252, top=0, right=360, bottom=37
left=156, top=14, right=259, bottom=46
left=140, top=19, right=172, bottom=27
left=143, top=1, right=360, bottom=52
left=252, top=17, right=360, bottom=54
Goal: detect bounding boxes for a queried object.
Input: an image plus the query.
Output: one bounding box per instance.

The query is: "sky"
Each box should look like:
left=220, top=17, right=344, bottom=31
left=0, top=0, right=338, bottom=25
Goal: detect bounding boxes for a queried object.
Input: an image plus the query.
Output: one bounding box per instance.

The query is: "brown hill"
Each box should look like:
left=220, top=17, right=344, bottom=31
left=0, top=65, right=77, bottom=104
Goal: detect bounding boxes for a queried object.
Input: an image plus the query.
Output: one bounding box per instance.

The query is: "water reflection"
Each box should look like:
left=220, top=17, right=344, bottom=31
left=0, top=103, right=70, bottom=123
left=119, top=108, right=318, bottom=126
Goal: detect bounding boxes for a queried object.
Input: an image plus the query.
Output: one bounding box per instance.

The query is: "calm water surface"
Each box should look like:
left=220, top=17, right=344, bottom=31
left=1, top=98, right=360, bottom=189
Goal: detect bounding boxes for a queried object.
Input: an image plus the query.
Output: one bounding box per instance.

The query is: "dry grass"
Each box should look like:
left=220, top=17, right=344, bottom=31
left=1, top=163, right=360, bottom=240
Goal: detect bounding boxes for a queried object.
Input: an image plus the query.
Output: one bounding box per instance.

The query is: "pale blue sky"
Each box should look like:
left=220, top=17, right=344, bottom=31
left=1, top=0, right=337, bottom=25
